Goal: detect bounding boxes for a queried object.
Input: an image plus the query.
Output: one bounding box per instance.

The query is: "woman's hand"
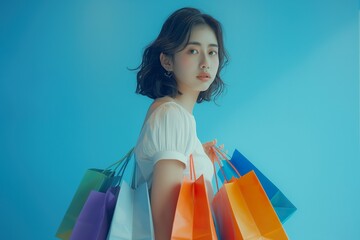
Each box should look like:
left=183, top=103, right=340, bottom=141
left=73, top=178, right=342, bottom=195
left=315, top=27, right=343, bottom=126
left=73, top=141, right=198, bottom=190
left=202, top=139, right=227, bottom=160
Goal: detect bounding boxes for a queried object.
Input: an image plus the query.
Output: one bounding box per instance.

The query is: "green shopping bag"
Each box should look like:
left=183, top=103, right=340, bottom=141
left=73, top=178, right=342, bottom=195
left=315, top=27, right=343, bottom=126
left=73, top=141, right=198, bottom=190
left=55, top=148, right=134, bottom=239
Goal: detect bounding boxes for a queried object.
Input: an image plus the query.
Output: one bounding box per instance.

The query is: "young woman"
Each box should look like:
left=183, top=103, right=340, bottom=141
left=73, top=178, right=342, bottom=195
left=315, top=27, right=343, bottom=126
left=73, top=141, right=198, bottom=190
left=133, top=7, right=228, bottom=240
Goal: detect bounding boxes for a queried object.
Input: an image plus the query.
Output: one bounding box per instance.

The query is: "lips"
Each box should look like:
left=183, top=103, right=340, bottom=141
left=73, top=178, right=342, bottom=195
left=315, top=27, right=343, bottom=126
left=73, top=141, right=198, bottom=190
left=197, top=72, right=211, bottom=81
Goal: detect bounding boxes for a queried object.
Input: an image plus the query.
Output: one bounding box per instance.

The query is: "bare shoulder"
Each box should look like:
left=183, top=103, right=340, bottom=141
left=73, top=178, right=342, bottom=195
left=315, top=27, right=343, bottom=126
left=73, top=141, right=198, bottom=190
left=149, top=97, right=174, bottom=115
left=144, top=96, right=174, bottom=122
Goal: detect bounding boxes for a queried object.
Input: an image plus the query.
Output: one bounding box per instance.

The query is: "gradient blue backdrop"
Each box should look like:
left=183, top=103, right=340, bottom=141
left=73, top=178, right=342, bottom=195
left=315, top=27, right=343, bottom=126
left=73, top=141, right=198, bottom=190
left=1, top=1, right=359, bottom=239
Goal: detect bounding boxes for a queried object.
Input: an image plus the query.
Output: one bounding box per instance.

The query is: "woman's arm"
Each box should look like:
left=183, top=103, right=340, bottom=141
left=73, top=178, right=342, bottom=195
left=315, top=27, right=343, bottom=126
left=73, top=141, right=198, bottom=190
left=151, top=159, right=185, bottom=240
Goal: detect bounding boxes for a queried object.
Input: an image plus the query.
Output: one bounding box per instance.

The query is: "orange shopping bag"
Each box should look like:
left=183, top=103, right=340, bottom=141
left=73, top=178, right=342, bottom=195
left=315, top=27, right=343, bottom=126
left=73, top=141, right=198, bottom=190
left=211, top=146, right=288, bottom=240
left=171, top=155, right=218, bottom=240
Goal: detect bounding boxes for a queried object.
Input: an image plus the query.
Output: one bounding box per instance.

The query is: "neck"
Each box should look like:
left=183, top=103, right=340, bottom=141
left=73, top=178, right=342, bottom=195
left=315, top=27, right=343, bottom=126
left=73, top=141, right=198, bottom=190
left=173, top=91, right=199, bottom=115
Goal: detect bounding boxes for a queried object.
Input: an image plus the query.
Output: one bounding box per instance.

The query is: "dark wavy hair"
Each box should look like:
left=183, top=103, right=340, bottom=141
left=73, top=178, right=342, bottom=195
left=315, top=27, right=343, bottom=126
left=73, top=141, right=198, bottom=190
left=132, top=7, right=229, bottom=103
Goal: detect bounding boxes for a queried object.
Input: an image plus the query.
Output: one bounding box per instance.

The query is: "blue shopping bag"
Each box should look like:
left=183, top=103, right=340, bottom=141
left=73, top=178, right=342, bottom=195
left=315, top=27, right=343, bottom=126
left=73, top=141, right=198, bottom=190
left=216, top=148, right=297, bottom=223
left=107, top=157, right=154, bottom=240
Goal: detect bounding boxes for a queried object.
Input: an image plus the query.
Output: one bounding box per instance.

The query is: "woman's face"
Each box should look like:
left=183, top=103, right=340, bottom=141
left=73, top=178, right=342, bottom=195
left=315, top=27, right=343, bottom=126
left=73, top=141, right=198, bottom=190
left=171, top=24, right=220, bottom=94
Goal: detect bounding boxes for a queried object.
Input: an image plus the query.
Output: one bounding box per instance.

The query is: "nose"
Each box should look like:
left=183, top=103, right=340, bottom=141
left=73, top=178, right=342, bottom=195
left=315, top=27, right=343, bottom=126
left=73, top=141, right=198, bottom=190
left=200, top=53, right=210, bottom=70
left=201, top=64, right=209, bottom=70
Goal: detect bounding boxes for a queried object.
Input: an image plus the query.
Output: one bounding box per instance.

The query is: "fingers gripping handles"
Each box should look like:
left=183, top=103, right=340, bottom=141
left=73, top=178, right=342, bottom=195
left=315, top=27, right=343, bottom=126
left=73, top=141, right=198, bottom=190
left=209, top=146, right=241, bottom=192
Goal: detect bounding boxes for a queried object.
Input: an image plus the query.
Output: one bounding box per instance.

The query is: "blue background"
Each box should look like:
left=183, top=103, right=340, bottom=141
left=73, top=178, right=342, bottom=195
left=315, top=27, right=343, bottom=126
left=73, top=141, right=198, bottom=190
left=1, top=1, right=359, bottom=239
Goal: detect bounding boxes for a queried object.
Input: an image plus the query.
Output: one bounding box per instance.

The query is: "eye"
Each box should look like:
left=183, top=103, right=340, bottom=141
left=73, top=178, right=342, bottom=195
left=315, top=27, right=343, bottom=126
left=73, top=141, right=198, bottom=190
left=189, top=49, right=199, bottom=54
left=209, top=50, right=218, bottom=56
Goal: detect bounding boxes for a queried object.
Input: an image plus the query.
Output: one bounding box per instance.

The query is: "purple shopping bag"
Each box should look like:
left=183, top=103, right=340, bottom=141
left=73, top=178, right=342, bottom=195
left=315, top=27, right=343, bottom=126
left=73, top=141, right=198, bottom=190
left=69, top=186, right=119, bottom=240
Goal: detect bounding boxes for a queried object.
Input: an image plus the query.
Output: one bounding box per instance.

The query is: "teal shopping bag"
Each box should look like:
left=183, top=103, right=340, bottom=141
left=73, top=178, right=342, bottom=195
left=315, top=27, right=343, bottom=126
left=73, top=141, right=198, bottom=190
left=56, top=148, right=134, bottom=239
left=107, top=158, right=154, bottom=240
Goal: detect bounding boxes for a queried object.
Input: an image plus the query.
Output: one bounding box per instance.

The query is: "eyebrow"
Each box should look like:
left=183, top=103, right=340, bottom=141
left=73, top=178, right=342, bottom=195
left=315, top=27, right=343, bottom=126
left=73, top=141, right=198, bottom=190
left=186, top=41, right=219, bottom=48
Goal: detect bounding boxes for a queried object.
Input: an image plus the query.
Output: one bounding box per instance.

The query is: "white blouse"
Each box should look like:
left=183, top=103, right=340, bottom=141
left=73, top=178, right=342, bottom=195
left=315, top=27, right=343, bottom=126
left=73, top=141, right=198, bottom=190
left=134, top=101, right=214, bottom=200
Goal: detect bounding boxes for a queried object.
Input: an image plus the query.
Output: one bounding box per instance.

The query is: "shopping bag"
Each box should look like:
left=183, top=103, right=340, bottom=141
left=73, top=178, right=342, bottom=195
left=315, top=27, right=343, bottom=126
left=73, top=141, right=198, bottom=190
left=107, top=156, right=154, bottom=240
left=69, top=153, right=132, bottom=240
left=56, top=148, right=134, bottom=239
left=217, top=149, right=297, bottom=223
left=69, top=187, right=119, bottom=240
left=211, top=146, right=288, bottom=240
left=171, top=155, right=218, bottom=240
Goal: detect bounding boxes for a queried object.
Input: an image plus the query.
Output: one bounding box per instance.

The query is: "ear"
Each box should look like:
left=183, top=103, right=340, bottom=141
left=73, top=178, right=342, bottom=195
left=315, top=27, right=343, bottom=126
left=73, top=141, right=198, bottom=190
left=159, top=52, right=173, bottom=71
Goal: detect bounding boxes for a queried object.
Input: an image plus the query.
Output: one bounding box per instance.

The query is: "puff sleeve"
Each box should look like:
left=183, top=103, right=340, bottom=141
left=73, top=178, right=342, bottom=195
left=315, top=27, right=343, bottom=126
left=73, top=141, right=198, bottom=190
left=135, top=102, right=196, bottom=167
